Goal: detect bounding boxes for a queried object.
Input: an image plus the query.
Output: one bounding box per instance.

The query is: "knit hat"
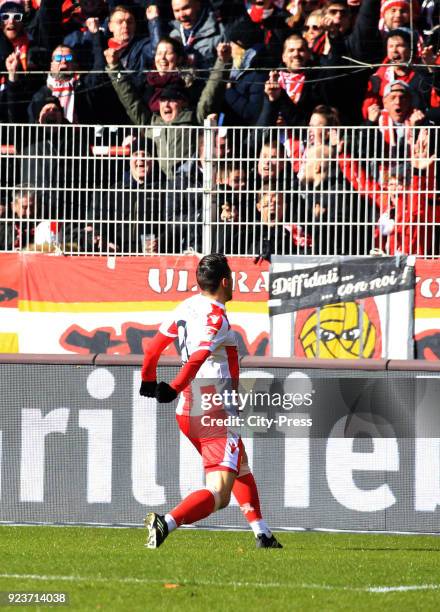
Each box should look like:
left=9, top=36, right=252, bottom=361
left=227, top=17, right=264, bottom=49
left=0, top=0, right=25, bottom=13
left=380, top=0, right=419, bottom=20
left=383, top=79, right=411, bottom=97
left=159, top=83, right=189, bottom=102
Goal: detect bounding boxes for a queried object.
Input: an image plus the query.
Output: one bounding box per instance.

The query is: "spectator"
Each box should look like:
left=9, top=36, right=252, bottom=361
left=165, top=128, right=231, bottom=253
left=105, top=42, right=231, bottom=178
left=295, top=143, right=357, bottom=254
left=90, top=138, right=166, bottom=254
left=364, top=80, right=429, bottom=170
left=0, top=185, right=37, bottom=250
left=286, top=0, right=324, bottom=30
left=420, top=26, right=440, bottom=123
left=25, top=45, right=95, bottom=123
left=212, top=162, right=248, bottom=254
left=362, top=29, right=431, bottom=119
left=88, top=4, right=161, bottom=124
left=340, top=130, right=439, bottom=254
left=63, top=0, right=109, bottom=70
left=251, top=187, right=301, bottom=261
left=168, top=0, right=225, bottom=69
left=0, top=0, right=60, bottom=68
left=318, top=0, right=383, bottom=123
left=221, top=17, right=267, bottom=125
left=284, top=104, right=341, bottom=176
left=4, top=45, right=50, bottom=122
left=0, top=0, right=60, bottom=120
left=302, top=9, right=325, bottom=52
left=252, top=138, right=294, bottom=191
left=244, top=0, right=290, bottom=64
left=140, top=36, right=207, bottom=112
left=256, top=35, right=331, bottom=126
left=17, top=96, right=94, bottom=236
left=380, top=0, right=420, bottom=32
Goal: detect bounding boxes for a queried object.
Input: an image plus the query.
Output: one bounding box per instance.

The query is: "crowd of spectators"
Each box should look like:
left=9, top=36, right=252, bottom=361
left=0, top=0, right=439, bottom=258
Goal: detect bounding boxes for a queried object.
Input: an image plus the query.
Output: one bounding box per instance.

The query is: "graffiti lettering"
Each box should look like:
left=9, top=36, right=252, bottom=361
left=60, top=323, right=269, bottom=356
left=0, top=286, right=18, bottom=303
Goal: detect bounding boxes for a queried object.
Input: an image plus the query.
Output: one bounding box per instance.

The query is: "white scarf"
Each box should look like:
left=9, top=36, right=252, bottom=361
left=47, top=74, right=77, bottom=123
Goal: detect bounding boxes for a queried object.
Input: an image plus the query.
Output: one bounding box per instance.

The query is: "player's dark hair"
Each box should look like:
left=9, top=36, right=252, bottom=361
left=196, top=254, right=231, bottom=293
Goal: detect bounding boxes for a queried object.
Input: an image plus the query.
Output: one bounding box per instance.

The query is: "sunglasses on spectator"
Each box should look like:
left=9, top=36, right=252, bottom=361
left=327, top=7, right=349, bottom=14
left=0, top=12, right=23, bottom=22
left=52, top=53, right=73, bottom=62
left=303, top=24, right=322, bottom=31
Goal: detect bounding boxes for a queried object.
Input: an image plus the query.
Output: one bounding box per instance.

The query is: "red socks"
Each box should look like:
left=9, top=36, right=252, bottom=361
left=169, top=473, right=263, bottom=527
left=170, top=489, right=216, bottom=527
left=232, top=472, right=262, bottom=522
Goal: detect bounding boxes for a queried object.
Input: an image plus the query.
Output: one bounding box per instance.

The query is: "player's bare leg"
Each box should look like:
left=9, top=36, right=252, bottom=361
left=145, top=470, right=236, bottom=549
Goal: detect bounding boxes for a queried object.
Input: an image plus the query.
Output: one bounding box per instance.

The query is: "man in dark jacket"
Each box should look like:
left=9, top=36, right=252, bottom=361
left=165, top=129, right=230, bottom=253
left=362, top=28, right=432, bottom=119
left=318, top=0, right=384, bottom=123
left=0, top=185, right=37, bottom=251
left=256, top=34, right=331, bottom=126
left=90, top=138, right=166, bottom=253
left=26, top=45, right=95, bottom=123
left=168, top=0, right=225, bottom=69
left=88, top=4, right=161, bottom=124
left=0, top=0, right=60, bottom=121
left=221, top=17, right=268, bottom=126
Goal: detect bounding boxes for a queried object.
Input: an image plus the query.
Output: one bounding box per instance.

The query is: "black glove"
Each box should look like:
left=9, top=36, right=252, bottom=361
left=155, top=381, right=178, bottom=403
left=139, top=380, right=157, bottom=397
left=254, top=239, right=272, bottom=264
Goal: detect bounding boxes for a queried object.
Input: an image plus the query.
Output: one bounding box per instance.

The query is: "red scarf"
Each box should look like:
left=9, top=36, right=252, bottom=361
left=108, top=38, right=128, bottom=51
left=278, top=71, right=306, bottom=104
left=431, top=55, right=440, bottom=108
left=247, top=4, right=274, bottom=22
left=311, top=33, right=326, bottom=56
left=246, top=2, right=273, bottom=43
left=286, top=223, right=313, bottom=248
left=11, top=33, right=30, bottom=72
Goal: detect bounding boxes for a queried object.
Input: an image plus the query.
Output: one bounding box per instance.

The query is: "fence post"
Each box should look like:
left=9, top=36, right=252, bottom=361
left=202, top=117, right=216, bottom=254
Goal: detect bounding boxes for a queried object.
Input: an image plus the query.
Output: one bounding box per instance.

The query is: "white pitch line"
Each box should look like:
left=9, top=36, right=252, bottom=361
left=0, top=574, right=439, bottom=594
left=369, top=585, right=440, bottom=593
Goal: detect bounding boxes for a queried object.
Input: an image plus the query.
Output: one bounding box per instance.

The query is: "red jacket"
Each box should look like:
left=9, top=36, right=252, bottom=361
left=339, top=156, right=439, bottom=255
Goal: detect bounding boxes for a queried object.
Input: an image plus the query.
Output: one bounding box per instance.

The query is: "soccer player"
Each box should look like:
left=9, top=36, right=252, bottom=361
left=140, top=253, right=282, bottom=549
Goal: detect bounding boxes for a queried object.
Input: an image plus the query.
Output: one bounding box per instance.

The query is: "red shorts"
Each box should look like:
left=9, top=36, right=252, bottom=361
left=176, top=413, right=243, bottom=474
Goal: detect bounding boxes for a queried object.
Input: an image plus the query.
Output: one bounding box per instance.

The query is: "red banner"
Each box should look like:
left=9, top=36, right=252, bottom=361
left=414, top=259, right=440, bottom=360
left=0, top=254, right=269, bottom=355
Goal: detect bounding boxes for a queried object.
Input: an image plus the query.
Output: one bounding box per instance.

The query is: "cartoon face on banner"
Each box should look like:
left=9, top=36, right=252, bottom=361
left=295, top=299, right=382, bottom=359
left=414, top=330, right=440, bottom=361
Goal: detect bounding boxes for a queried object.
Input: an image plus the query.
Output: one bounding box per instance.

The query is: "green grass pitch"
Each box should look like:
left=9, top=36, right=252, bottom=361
left=1, top=526, right=440, bottom=611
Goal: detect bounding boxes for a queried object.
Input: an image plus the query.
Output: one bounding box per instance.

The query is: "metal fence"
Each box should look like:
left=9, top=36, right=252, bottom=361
left=0, top=121, right=439, bottom=257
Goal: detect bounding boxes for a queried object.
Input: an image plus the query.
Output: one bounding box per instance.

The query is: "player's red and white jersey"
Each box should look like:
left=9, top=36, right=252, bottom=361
left=159, top=294, right=238, bottom=379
